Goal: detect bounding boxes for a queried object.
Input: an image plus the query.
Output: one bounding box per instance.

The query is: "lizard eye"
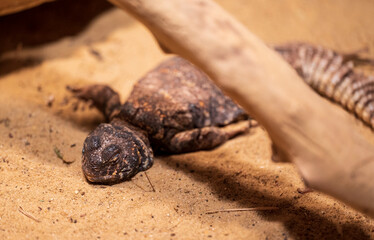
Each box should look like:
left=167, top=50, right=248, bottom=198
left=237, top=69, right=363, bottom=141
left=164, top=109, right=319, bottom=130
left=101, top=144, right=121, bottom=163
left=84, top=135, right=101, bottom=152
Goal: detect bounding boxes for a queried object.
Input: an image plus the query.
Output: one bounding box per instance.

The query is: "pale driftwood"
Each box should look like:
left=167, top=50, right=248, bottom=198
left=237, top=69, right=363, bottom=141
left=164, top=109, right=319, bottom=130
left=0, top=0, right=53, bottom=16
left=108, top=0, right=374, bottom=217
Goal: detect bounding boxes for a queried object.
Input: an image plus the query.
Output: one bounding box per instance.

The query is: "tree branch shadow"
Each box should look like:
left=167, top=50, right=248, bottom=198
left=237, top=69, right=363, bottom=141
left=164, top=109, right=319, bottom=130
left=0, top=0, right=134, bottom=77
left=158, top=153, right=372, bottom=239
left=0, top=0, right=113, bottom=55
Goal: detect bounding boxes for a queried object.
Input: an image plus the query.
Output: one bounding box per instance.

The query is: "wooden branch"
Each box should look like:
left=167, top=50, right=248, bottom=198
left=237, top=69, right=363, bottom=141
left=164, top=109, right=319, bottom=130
left=108, top=0, right=374, bottom=217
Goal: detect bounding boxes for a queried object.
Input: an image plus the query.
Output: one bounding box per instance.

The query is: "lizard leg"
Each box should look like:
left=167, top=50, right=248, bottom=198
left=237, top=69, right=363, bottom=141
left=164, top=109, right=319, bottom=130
left=67, top=84, right=121, bottom=120
left=168, top=120, right=250, bottom=153
left=341, top=46, right=374, bottom=65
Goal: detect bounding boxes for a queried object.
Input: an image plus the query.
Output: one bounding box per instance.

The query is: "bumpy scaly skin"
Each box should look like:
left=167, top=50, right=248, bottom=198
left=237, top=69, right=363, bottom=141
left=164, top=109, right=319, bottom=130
left=117, top=56, right=248, bottom=152
left=275, top=42, right=374, bottom=128
left=68, top=85, right=121, bottom=121
left=82, top=119, right=153, bottom=184
left=72, top=56, right=250, bottom=183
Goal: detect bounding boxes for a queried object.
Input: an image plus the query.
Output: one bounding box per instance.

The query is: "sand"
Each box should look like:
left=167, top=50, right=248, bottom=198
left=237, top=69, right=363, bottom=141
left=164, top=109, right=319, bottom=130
left=0, top=0, right=373, bottom=239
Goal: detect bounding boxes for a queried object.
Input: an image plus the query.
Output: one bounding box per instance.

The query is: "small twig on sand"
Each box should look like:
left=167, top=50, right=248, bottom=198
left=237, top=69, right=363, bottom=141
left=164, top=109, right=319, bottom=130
left=297, top=187, right=314, bottom=194
left=131, top=181, right=147, bottom=192
left=18, top=206, right=41, bottom=222
left=205, top=207, right=279, bottom=214
left=54, top=146, right=74, bottom=164
left=144, top=172, right=156, bottom=192
left=170, top=220, right=182, bottom=230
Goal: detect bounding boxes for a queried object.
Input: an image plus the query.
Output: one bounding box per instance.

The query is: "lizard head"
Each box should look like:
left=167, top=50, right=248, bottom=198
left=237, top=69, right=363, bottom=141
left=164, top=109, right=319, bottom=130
left=81, top=122, right=153, bottom=184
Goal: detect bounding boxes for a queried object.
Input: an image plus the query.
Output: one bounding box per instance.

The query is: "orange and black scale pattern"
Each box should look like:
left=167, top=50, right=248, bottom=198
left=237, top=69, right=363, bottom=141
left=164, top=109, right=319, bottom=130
left=118, top=56, right=248, bottom=152
left=275, top=42, right=374, bottom=128
left=81, top=119, right=153, bottom=183
left=72, top=57, right=249, bottom=183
